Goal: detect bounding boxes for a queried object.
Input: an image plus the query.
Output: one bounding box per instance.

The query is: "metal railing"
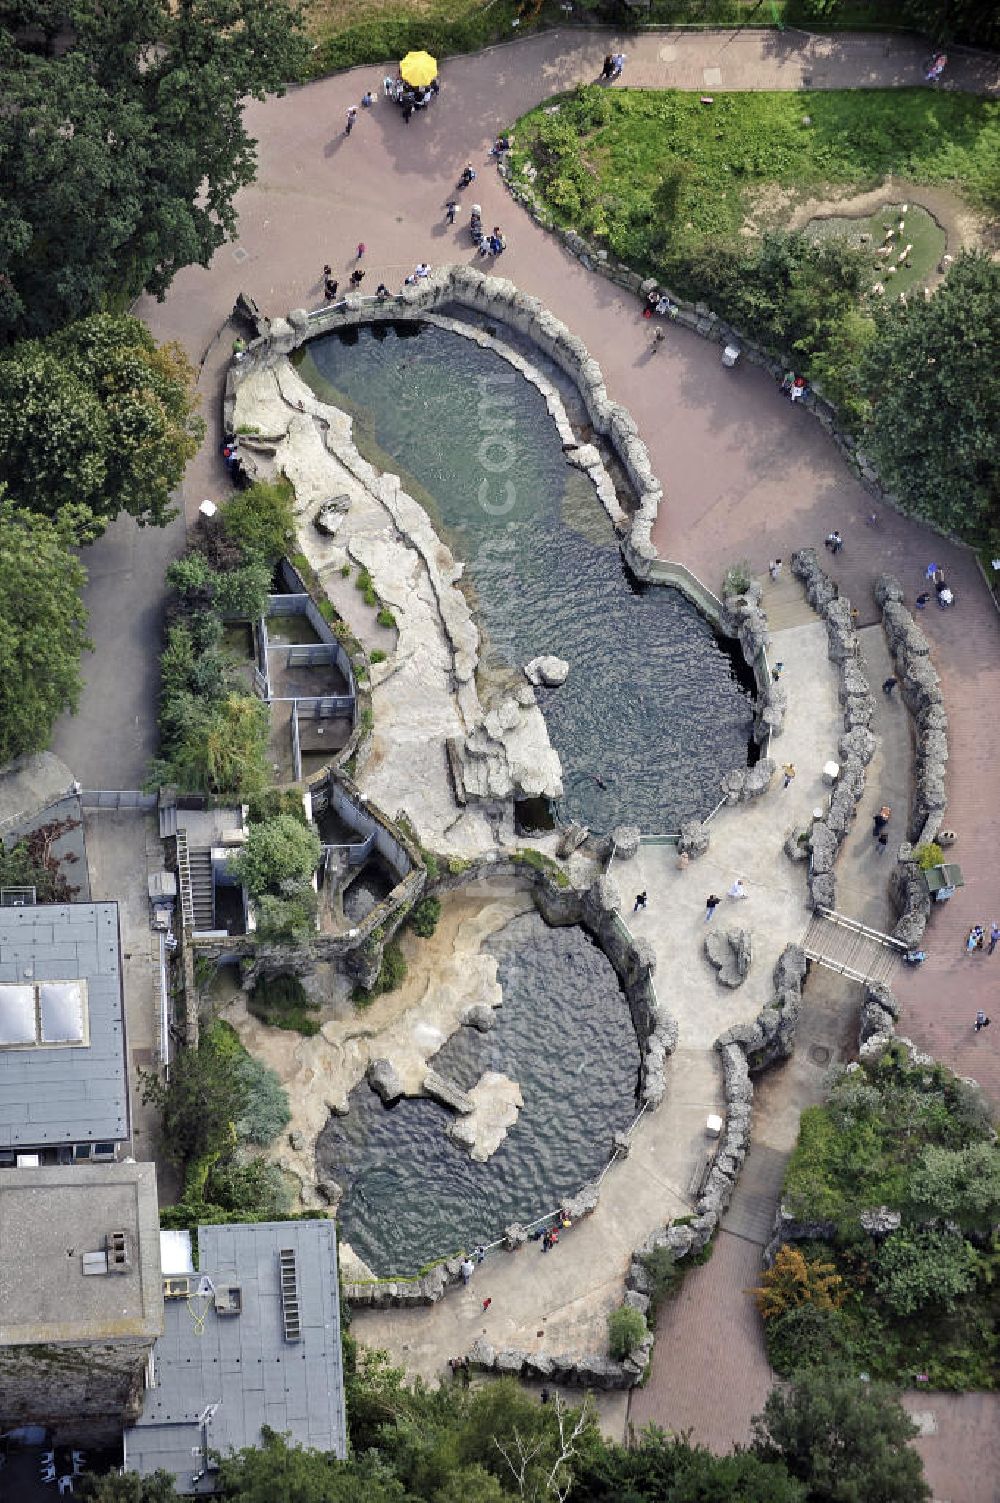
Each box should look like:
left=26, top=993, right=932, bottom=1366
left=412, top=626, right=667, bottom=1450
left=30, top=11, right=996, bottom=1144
left=175, top=829, right=195, bottom=934
left=80, top=789, right=158, bottom=811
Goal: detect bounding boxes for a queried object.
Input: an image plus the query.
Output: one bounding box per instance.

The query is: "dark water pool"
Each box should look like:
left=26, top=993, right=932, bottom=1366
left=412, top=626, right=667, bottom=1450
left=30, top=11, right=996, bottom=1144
left=316, top=913, right=640, bottom=1275
left=296, top=323, right=753, bottom=831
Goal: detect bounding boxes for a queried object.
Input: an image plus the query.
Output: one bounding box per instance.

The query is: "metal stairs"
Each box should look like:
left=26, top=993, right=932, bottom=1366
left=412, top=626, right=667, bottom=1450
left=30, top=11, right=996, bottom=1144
left=187, top=848, right=215, bottom=932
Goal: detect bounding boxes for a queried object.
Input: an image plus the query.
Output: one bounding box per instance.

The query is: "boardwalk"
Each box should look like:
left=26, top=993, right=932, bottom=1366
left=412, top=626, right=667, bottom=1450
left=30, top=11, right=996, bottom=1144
left=116, top=26, right=1000, bottom=1498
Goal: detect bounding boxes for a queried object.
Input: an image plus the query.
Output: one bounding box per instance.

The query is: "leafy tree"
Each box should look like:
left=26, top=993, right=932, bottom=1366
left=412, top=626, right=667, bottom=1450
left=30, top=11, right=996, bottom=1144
left=141, top=1033, right=245, bottom=1167
left=0, top=495, right=90, bottom=760
left=752, top=1246, right=846, bottom=1321
left=0, top=315, right=203, bottom=538
left=570, top=1426, right=806, bottom=1503
left=898, top=0, right=1000, bottom=47
left=154, top=692, right=271, bottom=796
left=874, top=1227, right=980, bottom=1316
left=907, top=1140, right=1000, bottom=1224
left=860, top=254, right=1000, bottom=543
left=607, top=1303, right=647, bottom=1359
left=77, top=1470, right=181, bottom=1502
left=221, top=480, right=296, bottom=565
left=230, top=814, right=321, bottom=899
left=0, top=0, right=310, bottom=341
left=752, top=1367, right=931, bottom=1503
left=254, top=887, right=320, bottom=945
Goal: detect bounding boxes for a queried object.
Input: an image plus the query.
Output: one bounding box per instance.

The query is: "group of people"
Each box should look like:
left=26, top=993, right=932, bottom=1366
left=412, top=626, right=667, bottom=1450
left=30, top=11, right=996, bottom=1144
left=921, top=563, right=955, bottom=608
left=781, top=370, right=809, bottom=403
left=824, top=529, right=844, bottom=554
left=470, top=205, right=507, bottom=257
left=601, top=52, right=626, bottom=81
left=383, top=72, right=441, bottom=122
left=966, top=922, right=999, bottom=955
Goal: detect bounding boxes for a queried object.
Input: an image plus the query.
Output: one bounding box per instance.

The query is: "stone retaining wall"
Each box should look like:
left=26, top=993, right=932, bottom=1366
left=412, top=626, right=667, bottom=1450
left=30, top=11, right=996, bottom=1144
left=790, top=548, right=874, bottom=910
left=874, top=573, right=949, bottom=848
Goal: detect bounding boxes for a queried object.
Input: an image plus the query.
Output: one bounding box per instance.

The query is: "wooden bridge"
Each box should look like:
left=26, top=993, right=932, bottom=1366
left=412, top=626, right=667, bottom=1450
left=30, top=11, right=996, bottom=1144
left=802, top=907, right=906, bottom=987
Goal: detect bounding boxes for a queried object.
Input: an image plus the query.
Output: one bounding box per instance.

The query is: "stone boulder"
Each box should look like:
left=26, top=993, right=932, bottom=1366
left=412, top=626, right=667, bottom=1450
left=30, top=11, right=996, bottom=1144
left=313, top=494, right=352, bottom=535
left=860, top=1206, right=902, bottom=1238
left=704, top=927, right=752, bottom=988
left=452, top=693, right=564, bottom=802
left=556, top=821, right=589, bottom=858
left=366, top=1057, right=404, bottom=1105
left=461, top=1003, right=496, bottom=1032
left=610, top=824, right=640, bottom=860
left=524, top=654, right=570, bottom=688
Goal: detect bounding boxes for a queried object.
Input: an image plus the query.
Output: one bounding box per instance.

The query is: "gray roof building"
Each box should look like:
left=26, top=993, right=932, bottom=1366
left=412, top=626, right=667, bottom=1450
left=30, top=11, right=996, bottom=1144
left=0, top=902, right=128, bottom=1155
left=124, top=1219, right=347, bottom=1493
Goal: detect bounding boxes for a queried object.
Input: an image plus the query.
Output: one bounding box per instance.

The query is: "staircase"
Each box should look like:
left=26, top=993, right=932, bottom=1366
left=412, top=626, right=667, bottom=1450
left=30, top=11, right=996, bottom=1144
left=760, top=572, right=818, bottom=632
left=803, top=907, right=904, bottom=987
left=175, top=828, right=195, bottom=933
left=187, top=848, right=215, bottom=933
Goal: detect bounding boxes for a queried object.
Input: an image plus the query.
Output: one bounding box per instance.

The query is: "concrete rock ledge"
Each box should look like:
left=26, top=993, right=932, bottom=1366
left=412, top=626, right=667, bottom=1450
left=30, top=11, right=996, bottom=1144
left=874, top=573, right=948, bottom=849
left=465, top=1333, right=652, bottom=1390
left=790, top=548, right=871, bottom=910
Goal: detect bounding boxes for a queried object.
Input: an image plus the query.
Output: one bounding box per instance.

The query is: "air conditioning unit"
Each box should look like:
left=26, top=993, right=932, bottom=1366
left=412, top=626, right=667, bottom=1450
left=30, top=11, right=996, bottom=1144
left=164, top=1276, right=193, bottom=1300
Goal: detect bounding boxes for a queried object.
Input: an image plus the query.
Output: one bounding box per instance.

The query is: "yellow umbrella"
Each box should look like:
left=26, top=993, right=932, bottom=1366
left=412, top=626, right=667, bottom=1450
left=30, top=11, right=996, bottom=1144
left=399, top=50, right=438, bottom=88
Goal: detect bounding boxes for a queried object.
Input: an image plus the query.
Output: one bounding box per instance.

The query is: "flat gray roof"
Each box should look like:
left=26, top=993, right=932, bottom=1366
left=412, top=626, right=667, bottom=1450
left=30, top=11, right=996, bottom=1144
left=0, top=1161, right=162, bottom=1345
left=125, top=1219, right=347, bottom=1493
left=0, top=902, right=127, bottom=1148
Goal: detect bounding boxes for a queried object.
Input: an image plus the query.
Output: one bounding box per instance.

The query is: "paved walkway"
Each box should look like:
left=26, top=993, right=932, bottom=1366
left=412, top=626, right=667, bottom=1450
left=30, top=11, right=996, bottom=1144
left=118, top=27, right=1000, bottom=1493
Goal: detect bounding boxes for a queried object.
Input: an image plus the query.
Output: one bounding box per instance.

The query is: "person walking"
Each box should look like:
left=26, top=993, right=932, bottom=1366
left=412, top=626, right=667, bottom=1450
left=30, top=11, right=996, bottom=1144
left=772, top=661, right=784, bottom=681
left=875, top=831, right=889, bottom=855
left=782, top=763, right=796, bottom=789
left=601, top=53, right=614, bottom=79
left=356, top=241, right=366, bottom=259
left=345, top=106, right=358, bottom=135
left=460, top=1257, right=475, bottom=1284
left=988, top=922, right=1000, bottom=956
left=704, top=894, right=721, bottom=922
left=322, top=265, right=338, bottom=301
left=915, top=592, right=929, bottom=610
left=633, top=891, right=647, bottom=913
left=482, top=1296, right=493, bottom=1312
left=974, top=1010, right=990, bottom=1032
left=769, top=559, right=782, bottom=581
left=349, top=268, right=365, bottom=287
left=728, top=877, right=748, bottom=901
left=872, top=805, right=891, bottom=838
left=446, top=200, right=458, bottom=224
left=882, top=676, right=898, bottom=697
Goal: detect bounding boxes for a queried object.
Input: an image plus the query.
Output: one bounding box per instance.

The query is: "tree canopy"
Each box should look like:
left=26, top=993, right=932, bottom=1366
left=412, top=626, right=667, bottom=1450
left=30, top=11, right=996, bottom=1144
left=0, top=313, right=203, bottom=537
left=860, top=254, right=1000, bottom=544
left=0, top=493, right=90, bottom=760
left=0, top=0, right=310, bottom=341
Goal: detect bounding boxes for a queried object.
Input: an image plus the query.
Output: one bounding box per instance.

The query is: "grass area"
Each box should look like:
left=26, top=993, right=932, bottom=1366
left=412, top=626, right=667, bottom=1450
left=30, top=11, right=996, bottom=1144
left=511, top=86, right=1000, bottom=261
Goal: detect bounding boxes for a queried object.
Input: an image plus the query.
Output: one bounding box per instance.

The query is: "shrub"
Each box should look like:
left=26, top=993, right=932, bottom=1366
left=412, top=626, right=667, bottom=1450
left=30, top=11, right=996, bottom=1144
left=355, top=567, right=378, bottom=607
left=230, top=815, right=322, bottom=900
left=376, top=608, right=396, bottom=629
left=211, top=559, right=272, bottom=621
left=914, top=841, right=944, bottom=871
left=370, top=648, right=387, bottom=664
left=752, top=1245, right=846, bottom=1322
left=409, top=895, right=441, bottom=938
left=254, top=888, right=319, bottom=944
left=640, top=1244, right=685, bottom=1321
left=153, top=692, right=270, bottom=796
left=723, top=559, right=753, bottom=595
left=206, top=1156, right=291, bottom=1218
left=220, top=479, right=295, bottom=565
left=607, top=1303, right=647, bottom=1360
left=766, top=1302, right=857, bottom=1377
left=245, top=789, right=308, bottom=827
left=874, top=1227, right=980, bottom=1316
left=248, top=973, right=321, bottom=1036
left=234, top=1052, right=292, bottom=1146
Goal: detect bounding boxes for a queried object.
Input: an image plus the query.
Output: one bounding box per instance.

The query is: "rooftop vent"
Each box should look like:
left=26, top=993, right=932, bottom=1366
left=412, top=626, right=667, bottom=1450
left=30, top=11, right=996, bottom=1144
left=106, top=1229, right=130, bottom=1273
left=214, top=1284, right=242, bottom=1317
left=278, top=1248, right=301, bottom=1342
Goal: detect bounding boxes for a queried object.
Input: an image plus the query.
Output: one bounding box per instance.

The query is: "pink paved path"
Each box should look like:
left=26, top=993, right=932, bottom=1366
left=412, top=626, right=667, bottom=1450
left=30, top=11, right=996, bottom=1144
left=136, top=28, right=1000, bottom=1494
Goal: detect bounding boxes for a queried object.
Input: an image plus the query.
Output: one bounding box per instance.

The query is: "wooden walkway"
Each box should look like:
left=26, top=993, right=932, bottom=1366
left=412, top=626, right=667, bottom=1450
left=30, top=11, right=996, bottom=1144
left=802, top=906, right=904, bottom=987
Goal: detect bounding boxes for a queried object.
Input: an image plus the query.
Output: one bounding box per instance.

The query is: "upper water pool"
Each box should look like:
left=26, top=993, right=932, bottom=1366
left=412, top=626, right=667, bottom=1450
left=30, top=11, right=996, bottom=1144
left=297, top=322, right=753, bottom=830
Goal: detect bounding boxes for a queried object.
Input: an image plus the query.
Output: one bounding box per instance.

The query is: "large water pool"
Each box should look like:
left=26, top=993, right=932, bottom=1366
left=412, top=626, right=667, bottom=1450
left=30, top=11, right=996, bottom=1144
left=316, top=912, right=641, bottom=1275
left=297, top=322, right=754, bottom=831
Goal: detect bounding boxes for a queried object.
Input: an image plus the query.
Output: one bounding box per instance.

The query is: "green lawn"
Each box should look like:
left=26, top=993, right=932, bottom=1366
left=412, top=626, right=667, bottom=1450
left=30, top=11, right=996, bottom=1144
left=511, top=86, right=1000, bottom=259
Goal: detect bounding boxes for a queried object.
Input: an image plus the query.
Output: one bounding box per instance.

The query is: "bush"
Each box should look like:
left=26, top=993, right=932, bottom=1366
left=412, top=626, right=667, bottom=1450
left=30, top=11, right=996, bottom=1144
left=766, top=1302, right=858, bottom=1377
left=234, top=1052, right=292, bottom=1147
left=370, top=648, right=387, bottom=663
left=206, top=1156, right=292, bottom=1218
left=248, top=973, right=321, bottom=1036
left=229, top=814, right=322, bottom=900
left=245, top=788, right=308, bottom=826
left=355, top=567, right=378, bottom=607
left=409, top=895, right=441, bottom=938
left=376, top=608, right=396, bottom=629
left=353, top=938, right=408, bottom=1005
left=874, top=1227, right=980, bottom=1317
left=255, top=888, right=320, bottom=945
left=607, top=1303, right=647, bottom=1360
left=723, top=559, right=753, bottom=595
left=752, top=1246, right=846, bottom=1322
left=914, top=841, right=944, bottom=871
left=221, top=479, right=295, bottom=565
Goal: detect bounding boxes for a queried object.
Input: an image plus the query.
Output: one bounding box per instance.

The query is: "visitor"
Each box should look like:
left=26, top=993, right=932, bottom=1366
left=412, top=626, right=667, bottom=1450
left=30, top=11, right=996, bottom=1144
left=349, top=268, right=365, bottom=287
left=459, top=163, right=477, bottom=187
left=633, top=891, right=647, bottom=913
left=975, top=1010, right=990, bottom=1032
left=865, top=511, right=879, bottom=527
left=482, top=1296, right=493, bottom=1311
left=965, top=926, right=984, bottom=954
left=772, top=661, right=784, bottom=681
left=414, top=262, right=430, bottom=278
left=915, top=592, right=929, bottom=610
left=322, top=265, right=338, bottom=301
left=231, top=337, right=246, bottom=361
left=925, top=52, right=947, bottom=83
left=601, top=53, right=614, bottom=79
left=356, top=241, right=366, bottom=259
left=827, top=530, right=844, bottom=554
left=610, top=53, right=626, bottom=80
left=875, top=831, right=888, bottom=854
left=676, top=850, right=689, bottom=872
left=402, top=101, right=413, bottom=124
left=460, top=1257, right=475, bottom=1284
left=361, top=90, right=375, bottom=108
left=926, top=562, right=941, bottom=580
left=989, top=922, right=1000, bottom=956
left=382, top=75, right=395, bottom=96
left=490, top=134, right=512, bottom=156
left=704, top=894, right=722, bottom=922
left=446, top=200, right=458, bottom=224
left=728, top=877, right=748, bottom=901
left=473, top=1244, right=486, bottom=1263
left=345, top=106, right=358, bottom=136
left=903, top=949, right=926, bottom=966
left=540, top=1387, right=551, bottom=1404
left=872, top=805, right=891, bottom=838
left=769, top=559, right=782, bottom=581
left=782, top=763, right=796, bottom=788
left=375, top=283, right=390, bottom=301
left=882, top=675, right=898, bottom=697
left=780, top=371, right=795, bottom=396
left=650, top=326, right=666, bottom=351
left=542, top=1230, right=552, bottom=1252
left=938, top=586, right=954, bottom=608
